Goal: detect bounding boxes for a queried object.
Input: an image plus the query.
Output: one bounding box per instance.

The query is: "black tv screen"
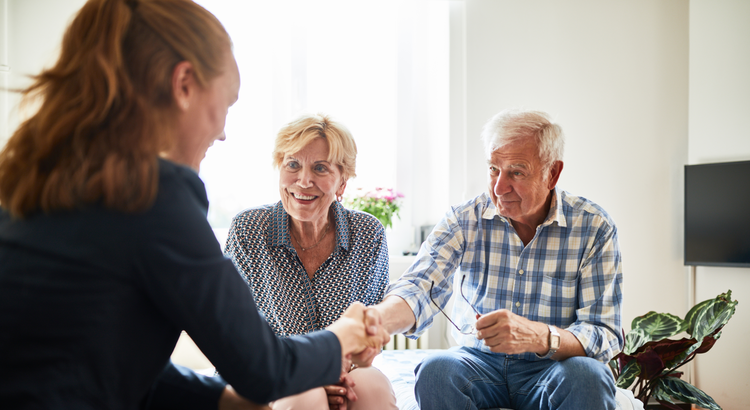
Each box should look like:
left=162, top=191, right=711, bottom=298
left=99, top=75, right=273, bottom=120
left=684, top=160, right=750, bottom=267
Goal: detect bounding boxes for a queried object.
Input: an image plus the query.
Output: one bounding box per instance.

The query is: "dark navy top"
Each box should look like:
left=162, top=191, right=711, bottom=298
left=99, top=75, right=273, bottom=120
left=0, top=159, right=341, bottom=409
left=225, top=201, right=389, bottom=337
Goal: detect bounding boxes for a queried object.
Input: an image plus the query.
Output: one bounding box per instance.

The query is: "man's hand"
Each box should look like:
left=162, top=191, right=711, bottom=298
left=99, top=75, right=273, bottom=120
left=474, top=309, right=548, bottom=355
left=327, top=302, right=390, bottom=361
left=348, top=307, right=387, bottom=367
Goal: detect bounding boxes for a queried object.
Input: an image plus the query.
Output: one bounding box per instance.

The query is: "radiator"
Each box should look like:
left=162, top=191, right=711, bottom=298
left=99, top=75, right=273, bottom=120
left=383, top=332, right=427, bottom=350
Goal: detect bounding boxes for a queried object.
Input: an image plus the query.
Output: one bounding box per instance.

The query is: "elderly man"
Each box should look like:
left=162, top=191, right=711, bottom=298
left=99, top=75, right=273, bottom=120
left=370, top=109, right=623, bottom=410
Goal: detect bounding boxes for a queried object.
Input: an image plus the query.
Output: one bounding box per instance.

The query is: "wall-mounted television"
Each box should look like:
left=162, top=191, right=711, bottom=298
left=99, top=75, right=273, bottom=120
left=684, top=160, right=750, bottom=267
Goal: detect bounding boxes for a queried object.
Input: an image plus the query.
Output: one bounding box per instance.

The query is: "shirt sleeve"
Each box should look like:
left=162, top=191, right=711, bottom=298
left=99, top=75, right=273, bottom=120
left=144, top=361, right=227, bottom=410
left=136, top=172, right=342, bottom=404
left=566, top=221, right=624, bottom=362
left=358, top=220, right=390, bottom=307
left=386, top=207, right=466, bottom=338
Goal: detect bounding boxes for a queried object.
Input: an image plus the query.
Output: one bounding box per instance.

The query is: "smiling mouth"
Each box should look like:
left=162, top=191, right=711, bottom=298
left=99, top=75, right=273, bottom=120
left=292, top=192, right=317, bottom=201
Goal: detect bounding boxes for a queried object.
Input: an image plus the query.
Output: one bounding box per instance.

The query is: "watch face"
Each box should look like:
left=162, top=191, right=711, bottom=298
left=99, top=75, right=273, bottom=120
left=551, top=335, right=561, bottom=349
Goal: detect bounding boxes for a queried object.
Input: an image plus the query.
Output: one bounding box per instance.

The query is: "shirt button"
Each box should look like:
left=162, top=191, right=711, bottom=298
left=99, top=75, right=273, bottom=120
left=518, top=269, right=524, bottom=275
left=515, top=301, right=521, bottom=307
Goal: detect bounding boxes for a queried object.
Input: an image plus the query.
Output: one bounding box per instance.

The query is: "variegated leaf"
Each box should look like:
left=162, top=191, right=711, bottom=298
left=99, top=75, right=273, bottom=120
left=616, top=360, right=641, bottom=390
left=623, top=328, right=649, bottom=355
left=691, top=291, right=737, bottom=344
left=608, top=359, right=619, bottom=378
left=683, top=298, right=713, bottom=335
left=654, top=376, right=722, bottom=410
left=631, top=311, right=687, bottom=340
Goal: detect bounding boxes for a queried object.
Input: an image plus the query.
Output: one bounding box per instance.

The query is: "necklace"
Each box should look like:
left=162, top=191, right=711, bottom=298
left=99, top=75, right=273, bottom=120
left=291, top=222, right=330, bottom=251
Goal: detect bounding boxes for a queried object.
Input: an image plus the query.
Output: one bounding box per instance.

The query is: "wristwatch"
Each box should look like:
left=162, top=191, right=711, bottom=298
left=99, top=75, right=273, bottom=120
left=536, top=324, right=560, bottom=359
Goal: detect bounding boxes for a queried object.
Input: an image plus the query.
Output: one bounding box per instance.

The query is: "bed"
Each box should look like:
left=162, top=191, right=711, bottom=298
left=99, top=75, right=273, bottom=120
left=372, top=349, right=645, bottom=410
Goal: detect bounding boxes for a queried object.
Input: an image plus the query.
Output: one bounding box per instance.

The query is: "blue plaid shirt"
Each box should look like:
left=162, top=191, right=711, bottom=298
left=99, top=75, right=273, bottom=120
left=387, top=188, right=623, bottom=362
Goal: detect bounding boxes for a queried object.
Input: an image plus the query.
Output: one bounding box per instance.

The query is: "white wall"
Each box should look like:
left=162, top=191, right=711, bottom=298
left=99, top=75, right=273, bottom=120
left=457, top=1, right=749, bottom=408
left=689, top=1, right=750, bottom=408
left=1, top=0, right=9, bottom=143
left=457, top=0, right=689, bottom=331
left=1, top=0, right=86, bottom=142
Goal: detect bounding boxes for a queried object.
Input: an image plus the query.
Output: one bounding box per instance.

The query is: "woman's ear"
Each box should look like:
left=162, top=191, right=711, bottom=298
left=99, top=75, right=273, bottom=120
left=172, top=61, right=196, bottom=112
left=337, top=179, right=348, bottom=198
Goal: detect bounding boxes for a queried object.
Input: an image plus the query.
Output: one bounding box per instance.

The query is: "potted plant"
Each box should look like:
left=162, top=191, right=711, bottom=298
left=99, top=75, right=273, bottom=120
left=609, top=290, right=738, bottom=410
left=343, top=187, right=404, bottom=229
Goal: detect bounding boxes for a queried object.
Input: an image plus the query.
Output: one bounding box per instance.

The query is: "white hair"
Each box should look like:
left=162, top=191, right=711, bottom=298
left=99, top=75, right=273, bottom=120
left=480, top=108, right=565, bottom=171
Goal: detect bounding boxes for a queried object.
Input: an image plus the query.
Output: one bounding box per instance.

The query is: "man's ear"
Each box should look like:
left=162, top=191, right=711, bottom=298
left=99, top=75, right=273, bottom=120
left=172, top=61, right=196, bottom=112
left=547, top=160, right=564, bottom=190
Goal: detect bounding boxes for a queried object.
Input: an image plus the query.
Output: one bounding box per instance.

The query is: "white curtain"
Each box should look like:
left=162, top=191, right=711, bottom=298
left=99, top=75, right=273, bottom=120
left=196, top=0, right=449, bottom=254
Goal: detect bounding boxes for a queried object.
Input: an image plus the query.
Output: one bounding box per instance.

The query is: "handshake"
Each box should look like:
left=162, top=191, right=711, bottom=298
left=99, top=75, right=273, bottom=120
left=220, top=303, right=391, bottom=410
left=326, top=302, right=391, bottom=368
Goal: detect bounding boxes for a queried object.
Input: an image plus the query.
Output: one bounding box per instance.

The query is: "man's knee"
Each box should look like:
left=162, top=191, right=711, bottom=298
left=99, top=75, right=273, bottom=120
left=415, top=350, right=472, bottom=394
left=561, top=357, right=613, bottom=380
left=556, top=357, right=616, bottom=393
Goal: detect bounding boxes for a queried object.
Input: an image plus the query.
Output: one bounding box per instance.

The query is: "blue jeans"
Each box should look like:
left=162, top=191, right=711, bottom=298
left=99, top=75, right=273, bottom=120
left=414, top=346, right=616, bottom=410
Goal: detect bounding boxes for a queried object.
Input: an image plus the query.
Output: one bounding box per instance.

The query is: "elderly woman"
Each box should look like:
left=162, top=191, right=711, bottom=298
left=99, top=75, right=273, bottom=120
left=225, top=114, right=397, bottom=410
left=0, top=1, right=387, bottom=409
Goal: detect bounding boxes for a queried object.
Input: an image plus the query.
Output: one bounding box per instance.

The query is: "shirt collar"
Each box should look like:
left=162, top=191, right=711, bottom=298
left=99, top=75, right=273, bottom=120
left=481, top=187, right=567, bottom=228
left=545, top=187, right=567, bottom=228
left=269, top=200, right=350, bottom=252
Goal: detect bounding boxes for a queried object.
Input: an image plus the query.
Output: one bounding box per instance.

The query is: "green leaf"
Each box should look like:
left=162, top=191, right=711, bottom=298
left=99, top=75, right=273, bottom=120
left=683, top=291, right=737, bottom=359
left=631, top=311, right=687, bottom=340
left=343, top=193, right=402, bottom=229
left=608, top=359, right=619, bottom=378
left=683, top=298, right=713, bottom=336
left=616, top=360, right=641, bottom=389
left=623, top=328, right=649, bottom=355
left=652, top=376, right=722, bottom=410
left=691, top=291, right=737, bottom=342
left=624, top=311, right=687, bottom=355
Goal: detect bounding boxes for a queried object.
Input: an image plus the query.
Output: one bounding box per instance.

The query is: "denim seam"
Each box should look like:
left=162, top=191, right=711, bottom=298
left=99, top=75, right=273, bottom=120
left=458, top=376, right=507, bottom=410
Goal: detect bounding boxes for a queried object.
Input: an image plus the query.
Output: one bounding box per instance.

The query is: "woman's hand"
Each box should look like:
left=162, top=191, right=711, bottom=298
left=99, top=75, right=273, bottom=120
left=326, top=302, right=389, bottom=360
left=322, top=359, right=358, bottom=410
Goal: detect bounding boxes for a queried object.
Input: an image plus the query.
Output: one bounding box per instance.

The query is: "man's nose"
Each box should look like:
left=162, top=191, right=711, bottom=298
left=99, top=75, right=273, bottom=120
left=493, top=172, right=512, bottom=196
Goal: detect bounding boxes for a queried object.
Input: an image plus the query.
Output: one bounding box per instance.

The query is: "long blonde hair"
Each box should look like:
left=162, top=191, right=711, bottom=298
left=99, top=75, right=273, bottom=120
left=0, top=0, right=230, bottom=218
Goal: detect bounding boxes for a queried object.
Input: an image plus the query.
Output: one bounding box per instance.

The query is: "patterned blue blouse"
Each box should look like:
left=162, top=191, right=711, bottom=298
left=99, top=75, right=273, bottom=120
left=225, top=200, right=389, bottom=337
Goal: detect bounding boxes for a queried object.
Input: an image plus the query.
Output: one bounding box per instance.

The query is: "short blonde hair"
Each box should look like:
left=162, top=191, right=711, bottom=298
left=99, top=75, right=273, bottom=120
left=272, top=113, right=357, bottom=181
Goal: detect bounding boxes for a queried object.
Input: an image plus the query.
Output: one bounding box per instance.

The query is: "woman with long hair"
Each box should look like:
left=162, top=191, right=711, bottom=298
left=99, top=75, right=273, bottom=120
left=0, top=1, right=387, bottom=409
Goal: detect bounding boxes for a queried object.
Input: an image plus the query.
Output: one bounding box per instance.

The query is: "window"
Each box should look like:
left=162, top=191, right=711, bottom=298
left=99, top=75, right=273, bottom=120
left=196, top=0, right=449, bottom=253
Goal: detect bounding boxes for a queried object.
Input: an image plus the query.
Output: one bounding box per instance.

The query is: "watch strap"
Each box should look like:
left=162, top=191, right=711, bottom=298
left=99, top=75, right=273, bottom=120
left=535, top=324, right=560, bottom=359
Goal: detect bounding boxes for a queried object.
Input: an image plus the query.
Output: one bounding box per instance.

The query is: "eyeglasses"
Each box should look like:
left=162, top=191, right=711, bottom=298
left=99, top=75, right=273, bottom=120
left=429, top=275, right=481, bottom=335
